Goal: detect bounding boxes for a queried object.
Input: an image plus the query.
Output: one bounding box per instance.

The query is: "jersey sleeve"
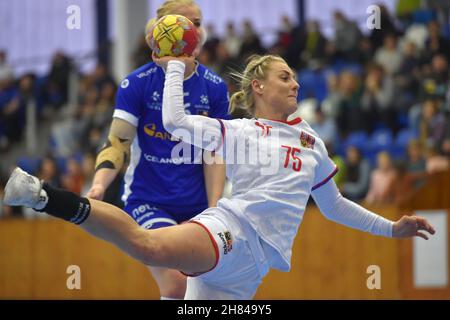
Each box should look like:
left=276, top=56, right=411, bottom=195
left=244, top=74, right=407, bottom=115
left=312, top=138, right=338, bottom=191
left=209, top=80, right=231, bottom=120
left=112, top=77, right=142, bottom=127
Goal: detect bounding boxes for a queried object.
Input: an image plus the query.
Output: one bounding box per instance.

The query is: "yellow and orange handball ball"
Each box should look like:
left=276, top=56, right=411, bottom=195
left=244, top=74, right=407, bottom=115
left=146, top=14, right=200, bottom=58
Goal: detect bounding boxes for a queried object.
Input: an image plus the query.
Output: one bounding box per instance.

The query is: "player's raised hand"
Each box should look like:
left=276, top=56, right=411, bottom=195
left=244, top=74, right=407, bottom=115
left=392, top=215, right=436, bottom=240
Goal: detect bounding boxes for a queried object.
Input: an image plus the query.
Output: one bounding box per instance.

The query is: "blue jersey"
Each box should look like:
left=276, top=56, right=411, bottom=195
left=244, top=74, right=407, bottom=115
left=113, top=62, right=230, bottom=213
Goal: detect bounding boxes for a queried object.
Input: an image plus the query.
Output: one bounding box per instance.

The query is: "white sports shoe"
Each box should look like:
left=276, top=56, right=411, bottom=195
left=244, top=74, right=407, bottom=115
left=3, top=167, right=48, bottom=210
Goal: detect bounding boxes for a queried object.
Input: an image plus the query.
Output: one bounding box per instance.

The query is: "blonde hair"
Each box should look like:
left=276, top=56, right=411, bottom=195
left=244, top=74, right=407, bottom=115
left=145, top=0, right=204, bottom=48
left=156, top=0, right=201, bottom=19
left=229, top=55, right=287, bottom=116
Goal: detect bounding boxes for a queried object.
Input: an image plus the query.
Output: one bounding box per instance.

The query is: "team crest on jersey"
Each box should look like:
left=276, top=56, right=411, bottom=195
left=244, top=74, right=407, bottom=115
left=217, top=231, right=233, bottom=254
left=300, top=131, right=315, bottom=149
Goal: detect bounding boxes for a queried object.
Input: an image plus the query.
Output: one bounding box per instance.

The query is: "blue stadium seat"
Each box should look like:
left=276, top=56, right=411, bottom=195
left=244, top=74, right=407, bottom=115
left=366, top=129, right=394, bottom=161
left=392, top=128, right=418, bottom=159
left=370, top=129, right=394, bottom=148
left=395, top=128, right=418, bottom=148
left=343, top=131, right=368, bottom=151
left=16, top=157, right=41, bottom=174
left=297, top=69, right=328, bottom=102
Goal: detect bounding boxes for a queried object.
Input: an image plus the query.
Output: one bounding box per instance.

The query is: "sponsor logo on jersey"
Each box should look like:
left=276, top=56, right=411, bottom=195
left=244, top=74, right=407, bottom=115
left=136, top=67, right=157, bottom=78
left=144, top=123, right=179, bottom=141
left=131, top=203, right=158, bottom=219
left=300, top=131, right=315, bottom=149
left=217, top=231, right=233, bottom=254
left=143, top=153, right=186, bottom=164
left=203, top=69, right=223, bottom=84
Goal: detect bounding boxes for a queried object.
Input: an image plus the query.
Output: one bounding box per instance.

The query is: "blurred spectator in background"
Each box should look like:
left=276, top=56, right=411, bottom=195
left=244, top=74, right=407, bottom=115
left=425, top=143, right=449, bottom=173
left=286, top=20, right=327, bottom=69
left=203, top=23, right=221, bottom=61
left=361, top=64, right=396, bottom=132
left=369, top=4, right=400, bottom=50
left=0, top=51, right=13, bottom=82
left=311, top=106, right=338, bottom=146
left=0, top=72, right=20, bottom=150
left=223, top=22, right=242, bottom=59
left=374, top=33, right=402, bottom=76
left=365, top=151, right=397, bottom=205
left=325, top=71, right=364, bottom=137
left=239, top=20, right=265, bottom=60
left=394, top=41, right=421, bottom=108
left=332, top=11, right=362, bottom=62
left=342, top=146, right=370, bottom=201
left=418, top=98, right=446, bottom=148
left=406, top=139, right=427, bottom=188
left=270, top=15, right=294, bottom=57
left=45, top=51, right=72, bottom=109
left=0, top=73, right=38, bottom=149
left=61, top=157, right=84, bottom=194
left=93, top=82, right=116, bottom=129
left=36, top=155, right=62, bottom=188
left=423, top=20, right=450, bottom=63
left=133, top=34, right=152, bottom=69
left=440, top=138, right=450, bottom=157
left=92, top=63, right=115, bottom=92
left=420, top=54, right=449, bottom=101
left=357, top=37, right=375, bottom=66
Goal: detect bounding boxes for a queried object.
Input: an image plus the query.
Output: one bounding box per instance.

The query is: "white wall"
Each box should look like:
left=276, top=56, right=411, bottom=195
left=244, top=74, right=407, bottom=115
left=306, top=0, right=397, bottom=38
left=0, top=0, right=97, bottom=77
left=146, top=0, right=299, bottom=47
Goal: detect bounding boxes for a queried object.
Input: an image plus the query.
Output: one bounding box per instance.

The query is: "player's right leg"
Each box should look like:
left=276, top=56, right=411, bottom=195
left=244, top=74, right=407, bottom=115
left=3, top=167, right=217, bottom=275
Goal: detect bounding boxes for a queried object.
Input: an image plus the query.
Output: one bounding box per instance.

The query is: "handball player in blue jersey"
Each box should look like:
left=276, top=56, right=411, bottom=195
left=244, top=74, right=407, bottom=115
left=86, top=0, right=230, bottom=299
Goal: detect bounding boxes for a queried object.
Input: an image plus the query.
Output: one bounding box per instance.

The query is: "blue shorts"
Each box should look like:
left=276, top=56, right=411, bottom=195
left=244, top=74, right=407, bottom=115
left=124, top=201, right=207, bottom=230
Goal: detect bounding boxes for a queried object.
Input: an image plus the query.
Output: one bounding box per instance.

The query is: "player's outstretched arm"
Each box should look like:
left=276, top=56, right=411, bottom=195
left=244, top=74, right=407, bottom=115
left=311, top=179, right=435, bottom=239
left=155, top=56, right=224, bottom=152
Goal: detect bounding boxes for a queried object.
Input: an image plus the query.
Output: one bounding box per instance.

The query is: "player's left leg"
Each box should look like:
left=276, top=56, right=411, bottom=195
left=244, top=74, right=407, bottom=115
left=3, top=167, right=217, bottom=275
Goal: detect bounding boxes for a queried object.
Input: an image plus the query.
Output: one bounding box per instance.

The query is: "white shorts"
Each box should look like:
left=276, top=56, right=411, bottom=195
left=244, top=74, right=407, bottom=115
left=184, top=206, right=270, bottom=300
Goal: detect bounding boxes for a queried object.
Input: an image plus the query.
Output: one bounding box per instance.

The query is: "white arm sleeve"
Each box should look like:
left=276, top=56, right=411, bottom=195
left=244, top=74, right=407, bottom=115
left=311, top=179, right=394, bottom=237
left=162, top=60, right=223, bottom=151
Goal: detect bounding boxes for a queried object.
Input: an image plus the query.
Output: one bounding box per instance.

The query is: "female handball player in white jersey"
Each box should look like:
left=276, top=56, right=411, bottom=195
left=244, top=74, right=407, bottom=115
left=3, top=54, right=435, bottom=300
